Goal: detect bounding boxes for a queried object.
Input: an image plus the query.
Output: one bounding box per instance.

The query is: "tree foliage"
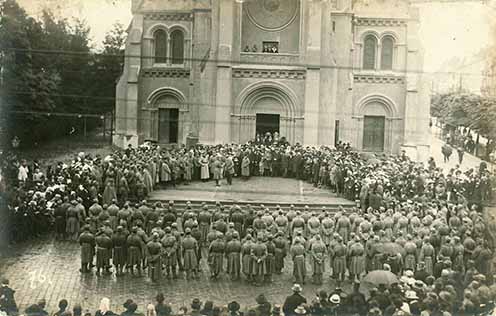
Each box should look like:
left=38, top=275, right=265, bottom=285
left=0, top=0, right=126, bottom=147
left=431, top=92, right=496, bottom=140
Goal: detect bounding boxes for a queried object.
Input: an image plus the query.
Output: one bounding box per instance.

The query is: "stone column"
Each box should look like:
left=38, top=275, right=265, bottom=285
left=402, top=8, right=430, bottom=160
left=214, top=0, right=234, bottom=144
left=303, top=0, right=323, bottom=146
left=114, top=14, right=143, bottom=148
left=318, top=0, right=334, bottom=146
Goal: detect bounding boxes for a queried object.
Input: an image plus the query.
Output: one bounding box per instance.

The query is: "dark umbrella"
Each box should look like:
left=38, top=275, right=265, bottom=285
left=363, top=270, right=399, bottom=286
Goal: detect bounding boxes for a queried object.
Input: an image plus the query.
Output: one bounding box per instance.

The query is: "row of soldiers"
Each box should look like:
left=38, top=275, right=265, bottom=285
left=77, top=198, right=492, bottom=287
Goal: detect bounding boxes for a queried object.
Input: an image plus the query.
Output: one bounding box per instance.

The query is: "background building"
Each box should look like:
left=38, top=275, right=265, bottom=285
left=114, top=0, right=430, bottom=159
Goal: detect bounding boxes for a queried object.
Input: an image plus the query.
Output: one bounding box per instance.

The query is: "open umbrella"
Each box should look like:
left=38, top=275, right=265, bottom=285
left=363, top=270, right=399, bottom=286
left=376, top=242, right=405, bottom=256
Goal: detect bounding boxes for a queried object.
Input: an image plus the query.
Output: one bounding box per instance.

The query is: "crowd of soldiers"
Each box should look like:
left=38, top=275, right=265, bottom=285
left=1, top=140, right=496, bottom=316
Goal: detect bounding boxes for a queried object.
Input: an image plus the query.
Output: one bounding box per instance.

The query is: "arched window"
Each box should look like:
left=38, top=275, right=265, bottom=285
left=363, top=35, right=377, bottom=70
left=170, top=30, right=184, bottom=64
left=154, top=29, right=168, bottom=63
left=381, top=36, right=394, bottom=70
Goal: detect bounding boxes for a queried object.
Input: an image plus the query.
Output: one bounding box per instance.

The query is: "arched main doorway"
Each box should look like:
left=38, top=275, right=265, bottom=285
left=235, top=81, right=300, bottom=143
left=355, top=95, right=398, bottom=153
left=146, top=87, right=187, bottom=144
left=155, top=95, right=180, bottom=143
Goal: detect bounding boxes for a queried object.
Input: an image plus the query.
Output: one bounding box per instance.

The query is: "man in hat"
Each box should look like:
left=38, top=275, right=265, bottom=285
left=251, top=235, right=268, bottom=285
left=290, top=238, right=306, bottom=285
left=95, top=228, right=113, bottom=275
left=309, top=234, right=326, bottom=285
left=209, top=234, right=225, bottom=279
left=190, top=298, right=202, bottom=316
left=273, top=231, right=288, bottom=274
left=330, top=236, right=347, bottom=284
left=346, top=280, right=366, bottom=316
left=255, top=294, right=271, bottom=316
left=146, top=233, right=163, bottom=282
left=226, top=231, right=242, bottom=280
left=283, top=284, right=307, bottom=316
left=182, top=228, right=199, bottom=280
left=348, top=235, right=366, bottom=281
left=162, top=227, right=178, bottom=279
left=67, top=200, right=81, bottom=241
left=228, top=301, right=241, bottom=316
left=127, top=226, right=145, bottom=275
left=198, top=205, right=212, bottom=247
left=0, top=278, right=18, bottom=316
left=112, top=225, right=128, bottom=275
left=79, top=225, right=95, bottom=273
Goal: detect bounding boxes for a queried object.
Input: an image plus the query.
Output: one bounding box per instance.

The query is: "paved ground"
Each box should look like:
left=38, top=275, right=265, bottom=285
left=2, top=129, right=491, bottom=315
left=149, top=177, right=354, bottom=206
left=0, top=239, right=364, bottom=314
left=428, top=126, right=490, bottom=172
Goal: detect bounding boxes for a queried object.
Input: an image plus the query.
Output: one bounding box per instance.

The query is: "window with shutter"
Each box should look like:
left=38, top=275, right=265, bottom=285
left=381, top=36, right=394, bottom=70
left=363, top=35, right=377, bottom=70
left=154, top=29, right=167, bottom=64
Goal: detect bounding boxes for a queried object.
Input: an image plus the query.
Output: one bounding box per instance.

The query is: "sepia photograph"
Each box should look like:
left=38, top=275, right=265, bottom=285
left=0, top=0, right=495, bottom=316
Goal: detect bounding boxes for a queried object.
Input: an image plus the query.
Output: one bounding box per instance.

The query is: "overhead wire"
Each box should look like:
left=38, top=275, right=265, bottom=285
left=1, top=47, right=493, bottom=78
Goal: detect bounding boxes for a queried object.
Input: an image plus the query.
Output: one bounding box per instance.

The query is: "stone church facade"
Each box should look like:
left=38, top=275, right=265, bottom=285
left=114, top=0, right=430, bottom=159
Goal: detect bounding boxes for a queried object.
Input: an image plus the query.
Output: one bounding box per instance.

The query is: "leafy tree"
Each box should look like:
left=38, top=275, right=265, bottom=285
left=431, top=92, right=496, bottom=140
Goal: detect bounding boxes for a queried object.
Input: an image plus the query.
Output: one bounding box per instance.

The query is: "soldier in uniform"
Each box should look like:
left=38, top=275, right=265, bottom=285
left=117, top=203, right=132, bottom=230
left=190, top=222, right=203, bottom=272
left=198, top=205, right=212, bottom=247
left=290, top=238, right=306, bottom=285
left=242, top=234, right=255, bottom=281
left=146, top=233, right=163, bottom=282
left=79, top=225, right=95, bottom=273
left=107, top=200, right=120, bottom=231
left=95, top=229, right=113, bottom=275
left=145, top=206, right=159, bottom=235
left=112, top=226, right=128, bottom=276
left=226, top=231, right=242, bottom=280
left=162, top=227, right=178, bottom=279
left=419, top=237, right=435, bottom=276
left=182, top=228, right=199, bottom=280
left=171, top=223, right=184, bottom=272
left=274, top=210, right=288, bottom=237
left=348, top=235, right=365, bottom=281
left=309, top=234, right=326, bottom=285
left=321, top=213, right=334, bottom=248
left=54, top=198, right=67, bottom=240
left=230, top=206, right=245, bottom=237
left=127, top=227, right=145, bottom=275
left=291, top=211, right=305, bottom=240
left=404, top=234, right=418, bottom=272
left=67, top=200, right=81, bottom=241
left=307, top=213, right=321, bottom=238
left=265, top=235, right=276, bottom=283
left=336, top=212, right=351, bottom=243
left=252, top=211, right=266, bottom=238
left=251, top=235, right=268, bottom=286
left=273, top=231, right=288, bottom=274
left=331, top=236, right=347, bottom=284
left=209, top=234, right=225, bottom=280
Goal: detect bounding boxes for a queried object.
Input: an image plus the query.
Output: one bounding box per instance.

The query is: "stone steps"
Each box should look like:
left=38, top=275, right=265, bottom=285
left=147, top=198, right=356, bottom=212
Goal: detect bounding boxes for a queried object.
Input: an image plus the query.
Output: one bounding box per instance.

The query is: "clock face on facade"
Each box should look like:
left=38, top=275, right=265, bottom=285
left=246, top=0, right=299, bottom=31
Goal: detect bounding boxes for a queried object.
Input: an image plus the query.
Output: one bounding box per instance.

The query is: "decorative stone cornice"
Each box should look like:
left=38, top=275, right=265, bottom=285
left=141, top=68, right=190, bottom=79
left=353, top=74, right=405, bottom=84
left=353, top=17, right=407, bottom=27
left=143, top=12, right=193, bottom=21
left=232, top=69, right=306, bottom=80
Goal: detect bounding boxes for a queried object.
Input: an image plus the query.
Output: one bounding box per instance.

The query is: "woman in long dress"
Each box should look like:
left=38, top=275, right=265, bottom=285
left=160, top=160, right=171, bottom=187
left=241, top=155, right=250, bottom=180
left=200, top=155, right=210, bottom=181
